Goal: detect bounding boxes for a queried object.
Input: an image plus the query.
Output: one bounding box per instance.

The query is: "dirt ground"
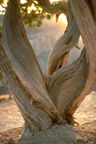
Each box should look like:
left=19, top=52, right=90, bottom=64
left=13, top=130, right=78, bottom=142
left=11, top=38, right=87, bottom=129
left=0, top=91, right=96, bottom=144
left=0, top=96, right=24, bottom=144
left=0, top=127, right=22, bottom=144
left=0, top=81, right=96, bottom=144
left=0, top=98, right=24, bottom=133
left=0, top=85, right=24, bottom=144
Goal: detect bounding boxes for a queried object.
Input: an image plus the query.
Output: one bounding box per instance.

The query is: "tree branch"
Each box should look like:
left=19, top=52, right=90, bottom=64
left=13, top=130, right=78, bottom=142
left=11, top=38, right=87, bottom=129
left=67, top=0, right=96, bottom=115
left=47, top=18, right=80, bottom=75
left=48, top=0, right=96, bottom=123
left=37, top=0, right=70, bottom=16
left=48, top=48, right=88, bottom=117
left=2, top=0, right=64, bottom=124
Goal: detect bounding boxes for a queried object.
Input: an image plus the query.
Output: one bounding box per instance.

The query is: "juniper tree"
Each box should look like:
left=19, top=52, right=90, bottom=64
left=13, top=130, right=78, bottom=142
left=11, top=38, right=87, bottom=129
left=0, top=0, right=96, bottom=142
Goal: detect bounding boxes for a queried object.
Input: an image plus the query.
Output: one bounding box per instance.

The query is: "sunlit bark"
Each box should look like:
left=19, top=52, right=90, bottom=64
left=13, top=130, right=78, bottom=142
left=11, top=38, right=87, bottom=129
left=0, top=0, right=96, bottom=141
left=48, top=18, right=80, bottom=75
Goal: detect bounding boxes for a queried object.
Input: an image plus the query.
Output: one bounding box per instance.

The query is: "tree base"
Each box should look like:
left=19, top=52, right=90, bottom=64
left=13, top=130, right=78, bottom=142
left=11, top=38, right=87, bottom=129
left=16, top=122, right=96, bottom=144
left=17, top=124, right=75, bottom=144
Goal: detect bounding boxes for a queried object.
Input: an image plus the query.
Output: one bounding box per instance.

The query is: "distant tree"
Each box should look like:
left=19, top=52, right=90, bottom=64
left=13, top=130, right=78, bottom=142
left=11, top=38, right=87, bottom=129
left=0, top=0, right=96, bottom=143
left=0, top=0, right=52, bottom=27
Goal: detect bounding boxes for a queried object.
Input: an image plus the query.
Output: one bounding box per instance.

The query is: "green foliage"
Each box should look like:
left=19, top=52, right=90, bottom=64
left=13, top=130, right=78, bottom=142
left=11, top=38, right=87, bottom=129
left=0, top=0, right=52, bottom=28
left=20, top=0, right=52, bottom=27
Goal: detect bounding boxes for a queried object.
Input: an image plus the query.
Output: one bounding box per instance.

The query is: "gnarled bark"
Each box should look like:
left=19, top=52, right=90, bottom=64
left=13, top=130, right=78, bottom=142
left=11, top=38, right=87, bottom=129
left=66, top=0, right=96, bottom=116
left=48, top=18, right=80, bottom=75
left=3, top=0, right=64, bottom=122
left=1, top=0, right=65, bottom=135
left=0, top=38, right=53, bottom=134
left=0, top=0, right=96, bottom=140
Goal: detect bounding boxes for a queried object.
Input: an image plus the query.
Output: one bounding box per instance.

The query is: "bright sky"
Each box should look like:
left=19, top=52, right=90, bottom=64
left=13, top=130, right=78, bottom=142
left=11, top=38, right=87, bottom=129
left=50, top=0, right=60, bottom=3
left=0, top=6, right=4, bottom=13
left=0, top=0, right=67, bottom=25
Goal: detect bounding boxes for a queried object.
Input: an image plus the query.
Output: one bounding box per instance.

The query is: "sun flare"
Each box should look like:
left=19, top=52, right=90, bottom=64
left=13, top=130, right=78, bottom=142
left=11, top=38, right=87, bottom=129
left=59, top=14, right=67, bottom=25
left=0, top=6, right=4, bottom=14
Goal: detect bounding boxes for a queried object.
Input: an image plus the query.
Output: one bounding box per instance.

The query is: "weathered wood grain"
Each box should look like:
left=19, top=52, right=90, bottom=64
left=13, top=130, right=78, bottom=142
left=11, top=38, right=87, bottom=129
left=0, top=0, right=96, bottom=138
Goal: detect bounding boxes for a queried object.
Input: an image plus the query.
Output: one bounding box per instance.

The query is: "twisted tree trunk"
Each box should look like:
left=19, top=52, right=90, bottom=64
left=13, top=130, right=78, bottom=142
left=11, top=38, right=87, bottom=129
left=0, top=0, right=96, bottom=142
